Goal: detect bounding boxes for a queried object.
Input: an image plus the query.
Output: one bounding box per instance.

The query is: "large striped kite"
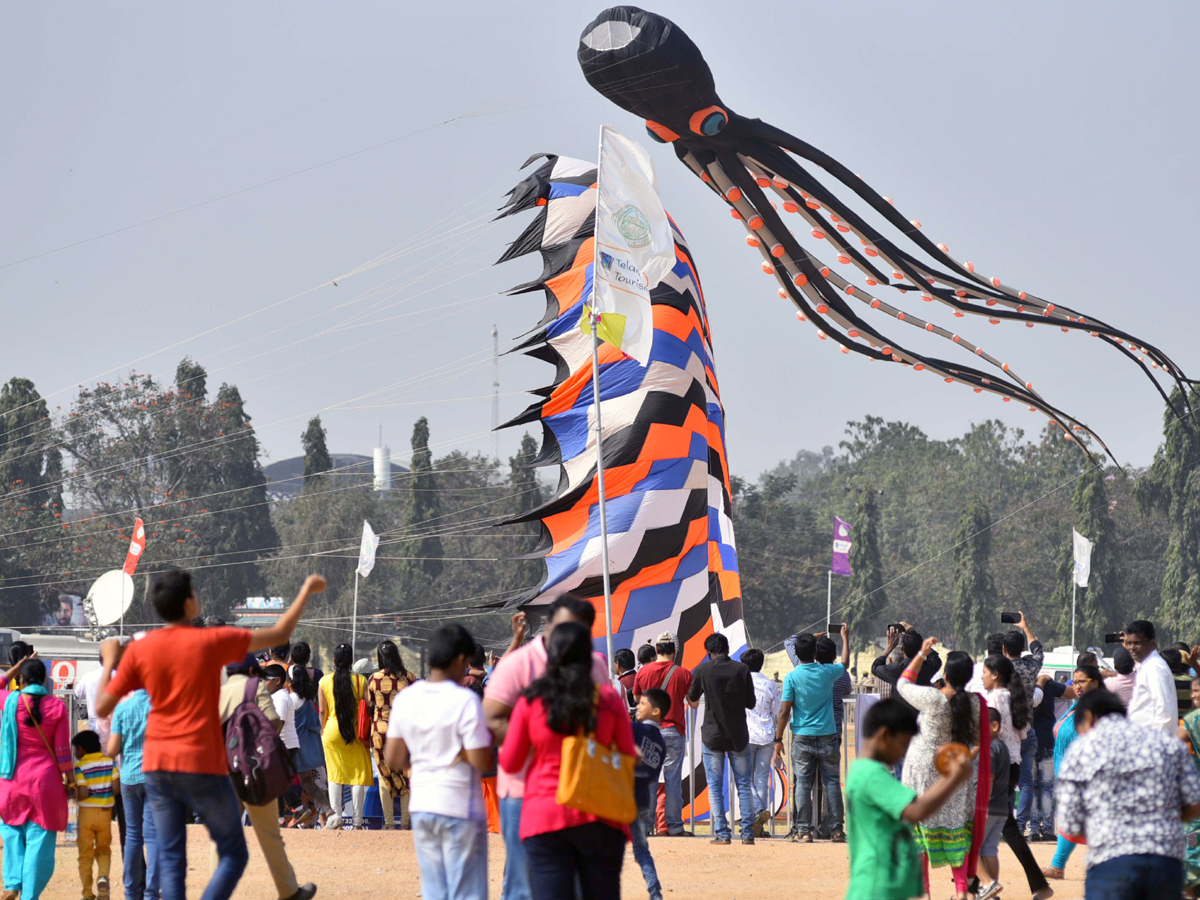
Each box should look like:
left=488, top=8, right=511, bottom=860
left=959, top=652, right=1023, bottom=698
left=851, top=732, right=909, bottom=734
left=496, top=153, right=745, bottom=670
left=576, top=7, right=1194, bottom=465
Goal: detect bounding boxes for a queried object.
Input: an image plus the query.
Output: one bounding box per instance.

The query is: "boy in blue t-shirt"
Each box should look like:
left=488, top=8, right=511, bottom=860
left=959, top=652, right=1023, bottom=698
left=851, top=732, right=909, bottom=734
left=632, top=688, right=669, bottom=900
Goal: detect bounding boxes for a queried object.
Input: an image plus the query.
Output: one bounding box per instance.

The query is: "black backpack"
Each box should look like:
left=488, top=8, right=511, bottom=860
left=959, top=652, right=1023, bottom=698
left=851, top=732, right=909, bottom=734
left=224, top=677, right=296, bottom=806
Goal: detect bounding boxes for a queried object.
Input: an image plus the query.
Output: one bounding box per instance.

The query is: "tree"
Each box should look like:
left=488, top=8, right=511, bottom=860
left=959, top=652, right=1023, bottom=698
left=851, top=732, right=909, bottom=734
left=951, top=497, right=998, bottom=655
left=302, top=417, right=332, bottom=479
left=1052, top=465, right=1121, bottom=647
left=191, top=384, right=279, bottom=618
left=844, top=487, right=887, bottom=650
left=54, top=364, right=278, bottom=621
left=395, top=417, right=443, bottom=601
left=1133, top=385, right=1200, bottom=642
left=0, top=378, right=65, bottom=622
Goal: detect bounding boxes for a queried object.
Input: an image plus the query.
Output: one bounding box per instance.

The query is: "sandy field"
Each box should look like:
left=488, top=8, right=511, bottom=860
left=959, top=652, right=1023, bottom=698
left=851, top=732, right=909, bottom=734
left=27, top=824, right=1087, bottom=900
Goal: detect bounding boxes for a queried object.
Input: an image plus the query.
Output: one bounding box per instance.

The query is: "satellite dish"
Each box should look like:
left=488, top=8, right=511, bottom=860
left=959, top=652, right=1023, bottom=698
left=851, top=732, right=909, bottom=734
left=86, top=570, right=135, bottom=627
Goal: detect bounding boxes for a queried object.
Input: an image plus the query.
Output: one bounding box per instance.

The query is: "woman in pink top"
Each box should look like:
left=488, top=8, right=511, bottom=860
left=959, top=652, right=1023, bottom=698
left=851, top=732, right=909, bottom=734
left=0, top=658, right=74, bottom=900
left=499, top=622, right=635, bottom=900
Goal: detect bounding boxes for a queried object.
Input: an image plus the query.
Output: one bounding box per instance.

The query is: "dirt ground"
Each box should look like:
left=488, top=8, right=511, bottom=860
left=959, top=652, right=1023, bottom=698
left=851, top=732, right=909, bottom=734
left=30, top=823, right=1087, bottom=900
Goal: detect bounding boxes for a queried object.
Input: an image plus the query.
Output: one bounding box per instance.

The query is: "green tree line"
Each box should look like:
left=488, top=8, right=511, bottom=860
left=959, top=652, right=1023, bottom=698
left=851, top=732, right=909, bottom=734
left=0, top=364, right=1196, bottom=664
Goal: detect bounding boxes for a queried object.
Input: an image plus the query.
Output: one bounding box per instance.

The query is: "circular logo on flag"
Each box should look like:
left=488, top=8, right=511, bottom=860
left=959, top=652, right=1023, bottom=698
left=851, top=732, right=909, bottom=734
left=612, top=205, right=652, bottom=248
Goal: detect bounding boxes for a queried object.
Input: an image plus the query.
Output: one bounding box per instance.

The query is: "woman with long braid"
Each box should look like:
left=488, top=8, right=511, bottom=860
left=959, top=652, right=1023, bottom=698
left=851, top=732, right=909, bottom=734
left=319, top=644, right=373, bottom=829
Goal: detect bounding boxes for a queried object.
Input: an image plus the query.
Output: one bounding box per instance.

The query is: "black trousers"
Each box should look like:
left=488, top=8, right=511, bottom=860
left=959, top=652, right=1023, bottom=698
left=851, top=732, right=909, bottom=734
left=524, top=821, right=625, bottom=900
left=1003, top=763, right=1049, bottom=893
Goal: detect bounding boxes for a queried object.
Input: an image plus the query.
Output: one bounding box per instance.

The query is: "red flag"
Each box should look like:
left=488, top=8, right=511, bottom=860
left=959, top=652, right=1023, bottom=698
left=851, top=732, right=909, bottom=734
left=123, top=518, right=146, bottom=575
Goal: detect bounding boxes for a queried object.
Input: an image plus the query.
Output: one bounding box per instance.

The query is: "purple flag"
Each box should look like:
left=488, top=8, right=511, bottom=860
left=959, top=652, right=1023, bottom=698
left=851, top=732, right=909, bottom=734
left=831, top=516, right=853, bottom=576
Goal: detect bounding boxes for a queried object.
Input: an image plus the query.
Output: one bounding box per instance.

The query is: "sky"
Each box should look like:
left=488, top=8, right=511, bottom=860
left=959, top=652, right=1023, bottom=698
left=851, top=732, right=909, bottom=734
left=3, top=1, right=1198, bottom=483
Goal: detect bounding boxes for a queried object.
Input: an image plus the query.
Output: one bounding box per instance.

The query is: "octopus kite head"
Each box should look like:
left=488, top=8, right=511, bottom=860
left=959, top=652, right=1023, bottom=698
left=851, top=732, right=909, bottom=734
left=578, top=6, right=743, bottom=150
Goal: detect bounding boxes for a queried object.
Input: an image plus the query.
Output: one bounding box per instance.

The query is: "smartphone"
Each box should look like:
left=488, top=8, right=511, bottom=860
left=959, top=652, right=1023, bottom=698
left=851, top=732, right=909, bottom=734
left=888, top=623, right=906, bottom=634
left=1104, top=632, right=1123, bottom=644
left=1000, top=612, right=1020, bottom=625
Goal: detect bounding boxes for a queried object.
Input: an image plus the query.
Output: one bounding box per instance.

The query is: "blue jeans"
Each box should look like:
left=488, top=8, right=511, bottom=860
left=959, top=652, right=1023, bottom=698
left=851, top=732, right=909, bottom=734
left=411, top=812, right=488, bottom=900
left=1084, top=853, right=1182, bottom=900
left=660, top=726, right=686, bottom=833
left=748, top=742, right=773, bottom=816
left=144, top=771, right=248, bottom=900
left=0, top=820, right=56, bottom=900
left=630, top=803, right=662, bottom=899
left=791, top=734, right=843, bottom=835
left=1015, top=730, right=1037, bottom=833
left=1030, top=747, right=1054, bottom=836
left=701, top=744, right=754, bottom=840
left=499, top=795, right=532, bottom=900
left=124, top=782, right=160, bottom=900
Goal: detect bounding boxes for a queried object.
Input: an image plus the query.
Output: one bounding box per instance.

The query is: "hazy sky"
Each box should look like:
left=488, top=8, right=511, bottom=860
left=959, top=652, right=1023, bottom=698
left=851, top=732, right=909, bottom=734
left=4, top=2, right=1198, bottom=483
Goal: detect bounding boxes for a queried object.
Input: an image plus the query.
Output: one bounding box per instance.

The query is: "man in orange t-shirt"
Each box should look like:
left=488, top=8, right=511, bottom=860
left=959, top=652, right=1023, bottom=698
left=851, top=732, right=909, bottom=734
left=96, top=568, right=325, bottom=900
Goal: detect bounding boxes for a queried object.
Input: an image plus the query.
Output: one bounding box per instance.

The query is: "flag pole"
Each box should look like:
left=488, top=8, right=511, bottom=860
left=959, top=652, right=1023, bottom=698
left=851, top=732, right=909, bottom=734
left=352, top=571, right=359, bottom=658
left=590, top=317, right=616, bottom=669
left=1071, top=580, right=1077, bottom=661
left=827, top=570, right=832, bottom=634
left=592, top=124, right=615, bottom=669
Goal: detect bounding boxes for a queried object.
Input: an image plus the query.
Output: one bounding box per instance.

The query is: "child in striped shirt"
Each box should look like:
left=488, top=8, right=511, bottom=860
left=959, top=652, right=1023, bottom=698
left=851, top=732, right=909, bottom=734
left=72, top=730, right=118, bottom=900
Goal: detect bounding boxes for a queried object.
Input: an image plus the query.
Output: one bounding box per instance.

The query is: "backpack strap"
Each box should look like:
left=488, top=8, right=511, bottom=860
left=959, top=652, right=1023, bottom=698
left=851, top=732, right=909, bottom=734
left=243, top=676, right=259, bottom=705
left=659, top=665, right=679, bottom=692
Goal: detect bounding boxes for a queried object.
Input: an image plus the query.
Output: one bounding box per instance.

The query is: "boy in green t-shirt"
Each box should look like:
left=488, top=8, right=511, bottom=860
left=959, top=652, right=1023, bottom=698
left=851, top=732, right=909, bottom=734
left=845, top=697, right=976, bottom=900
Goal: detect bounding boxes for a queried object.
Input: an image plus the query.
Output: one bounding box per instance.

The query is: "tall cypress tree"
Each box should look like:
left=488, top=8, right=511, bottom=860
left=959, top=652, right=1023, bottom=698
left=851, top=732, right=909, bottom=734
left=951, top=496, right=997, bottom=655
left=845, top=487, right=887, bottom=650
left=0, top=378, right=64, bottom=621
left=194, top=384, right=279, bottom=617
left=397, top=417, right=443, bottom=601
left=1053, top=466, right=1120, bottom=646
left=509, top=432, right=545, bottom=589
left=301, top=416, right=332, bottom=480
left=1134, top=385, right=1200, bottom=641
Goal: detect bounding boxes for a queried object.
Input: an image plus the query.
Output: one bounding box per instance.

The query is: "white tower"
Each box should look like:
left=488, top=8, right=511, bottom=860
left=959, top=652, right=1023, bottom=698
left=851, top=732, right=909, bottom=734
left=373, top=444, right=391, bottom=495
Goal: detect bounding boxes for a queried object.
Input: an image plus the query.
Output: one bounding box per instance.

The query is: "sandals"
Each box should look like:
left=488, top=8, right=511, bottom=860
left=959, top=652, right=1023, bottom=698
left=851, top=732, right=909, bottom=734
left=1040, top=866, right=1064, bottom=880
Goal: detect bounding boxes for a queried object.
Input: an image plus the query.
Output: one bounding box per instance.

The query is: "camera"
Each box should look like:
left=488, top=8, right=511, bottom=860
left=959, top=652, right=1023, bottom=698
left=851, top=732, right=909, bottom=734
left=1000, top=612, right=1021, bottom=625
left=1104, top=632, right=1123, bottom=644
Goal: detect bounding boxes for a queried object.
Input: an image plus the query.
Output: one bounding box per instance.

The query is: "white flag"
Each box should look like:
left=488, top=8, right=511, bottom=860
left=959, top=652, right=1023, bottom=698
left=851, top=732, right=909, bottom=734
left=357, top=520, right=380, bottom=578
left=1072, top=528, right=1093, bottom=587
left=585, top=124, right=676, bottom=365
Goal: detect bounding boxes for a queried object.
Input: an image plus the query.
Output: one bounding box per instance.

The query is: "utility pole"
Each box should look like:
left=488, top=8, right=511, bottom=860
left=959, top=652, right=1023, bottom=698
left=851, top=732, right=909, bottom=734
left=492, top=324, right=501, bottom=466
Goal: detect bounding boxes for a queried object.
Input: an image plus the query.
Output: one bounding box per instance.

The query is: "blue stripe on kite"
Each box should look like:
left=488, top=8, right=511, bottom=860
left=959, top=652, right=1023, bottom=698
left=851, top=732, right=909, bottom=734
left=676, top=542, right=709, bottom=579
left=618, top=581, right=682, bottom=632
left=718, top=544, right=739, bottom=572
left=688, top=432, right=707, bottom=462
left=549, top=182, right=589, bottom=199
left=631, top=458, right=694, bottom=493
left=544, top=409, right=590, bottom=461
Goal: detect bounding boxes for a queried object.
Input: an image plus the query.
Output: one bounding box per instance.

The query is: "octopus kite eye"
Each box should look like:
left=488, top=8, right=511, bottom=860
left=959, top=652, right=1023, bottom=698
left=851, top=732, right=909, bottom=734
left=689, top=105, right=728, bottom=136
left=645, top=120, right=678, bottom=143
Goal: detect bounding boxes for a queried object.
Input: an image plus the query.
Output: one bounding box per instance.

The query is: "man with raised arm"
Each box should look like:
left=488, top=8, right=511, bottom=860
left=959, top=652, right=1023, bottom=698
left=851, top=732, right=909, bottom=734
left=95, top=568, right=326, bottom=900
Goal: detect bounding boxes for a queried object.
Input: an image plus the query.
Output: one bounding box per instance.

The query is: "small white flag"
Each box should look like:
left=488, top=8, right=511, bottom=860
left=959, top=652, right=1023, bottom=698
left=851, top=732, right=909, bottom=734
left=357, top=520, right=380, bottom=578
left=1072, top=528, right=1093, bottom=587
left=585, top=125, right=676, bottom=365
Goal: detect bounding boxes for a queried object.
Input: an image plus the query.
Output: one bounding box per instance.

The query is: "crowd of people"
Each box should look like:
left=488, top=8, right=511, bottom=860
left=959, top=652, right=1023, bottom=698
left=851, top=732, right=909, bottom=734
left=0, top=575, right=1199, bottom=900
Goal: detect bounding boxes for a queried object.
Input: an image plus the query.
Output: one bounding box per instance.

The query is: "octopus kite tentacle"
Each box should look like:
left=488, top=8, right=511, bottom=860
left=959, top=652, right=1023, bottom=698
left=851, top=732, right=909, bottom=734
left=577, top=6, right=1195, bottom=459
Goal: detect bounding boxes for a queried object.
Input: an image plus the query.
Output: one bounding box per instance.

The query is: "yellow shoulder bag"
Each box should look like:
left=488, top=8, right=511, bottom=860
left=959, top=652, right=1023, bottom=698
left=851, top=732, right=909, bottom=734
left=555, top=711, right=637, bottom=824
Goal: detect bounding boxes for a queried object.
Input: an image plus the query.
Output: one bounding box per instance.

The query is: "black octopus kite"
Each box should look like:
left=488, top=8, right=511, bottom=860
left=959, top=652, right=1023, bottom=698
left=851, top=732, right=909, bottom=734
left=578, top=7, right=1194, bottom=463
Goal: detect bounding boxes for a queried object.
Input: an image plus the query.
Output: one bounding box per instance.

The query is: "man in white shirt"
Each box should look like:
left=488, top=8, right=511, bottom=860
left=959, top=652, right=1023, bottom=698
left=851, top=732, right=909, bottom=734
left=1124, top=619, right=1178, bottom=735
left=740, top=648, right=780, bottom=837
left=263, top=665, right=300, bottom=756
left=387, top=624, right=493, bottom=900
